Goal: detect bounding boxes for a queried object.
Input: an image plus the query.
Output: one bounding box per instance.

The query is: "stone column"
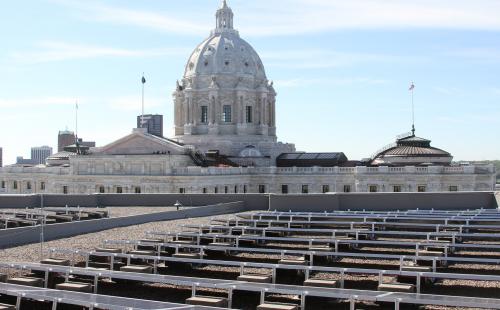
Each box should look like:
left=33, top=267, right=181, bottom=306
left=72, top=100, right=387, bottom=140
left=183, top=100, right=189, bottom=125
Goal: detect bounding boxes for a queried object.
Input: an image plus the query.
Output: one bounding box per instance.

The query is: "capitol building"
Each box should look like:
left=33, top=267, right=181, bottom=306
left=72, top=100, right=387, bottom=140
left=0, top=1, right=496, bottom=195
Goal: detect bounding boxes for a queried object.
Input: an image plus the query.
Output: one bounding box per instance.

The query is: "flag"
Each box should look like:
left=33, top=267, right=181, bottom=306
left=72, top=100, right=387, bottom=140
left=409, top=83, right=415, bottom=91
left=142, top=76, right=146, bottom=84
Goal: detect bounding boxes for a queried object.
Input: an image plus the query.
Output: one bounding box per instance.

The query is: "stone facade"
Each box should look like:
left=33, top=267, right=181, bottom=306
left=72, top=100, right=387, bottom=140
left=0, top=1, right=496, bottom=195
left=0, top=162, right=496, bottom=195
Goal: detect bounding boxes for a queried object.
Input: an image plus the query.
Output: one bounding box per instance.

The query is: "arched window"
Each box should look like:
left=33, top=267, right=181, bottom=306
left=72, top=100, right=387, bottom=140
left=222, top=105, right=232, bottom=123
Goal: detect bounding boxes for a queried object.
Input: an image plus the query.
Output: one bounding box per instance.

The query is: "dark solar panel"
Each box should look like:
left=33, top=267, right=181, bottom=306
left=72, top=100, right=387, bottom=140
left=279, top=153, right=303, bottom=160
left=300, top=153, right=318, bottom=159
left=316, top=153, right=340, bottom=159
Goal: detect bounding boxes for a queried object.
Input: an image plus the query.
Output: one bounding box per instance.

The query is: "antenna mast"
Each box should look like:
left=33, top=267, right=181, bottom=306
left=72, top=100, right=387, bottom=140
left=75, top=100, right=79, bottom=141
left=141, top=73, right=146, bottom=128
left=409, top=82, right=415, bottom=135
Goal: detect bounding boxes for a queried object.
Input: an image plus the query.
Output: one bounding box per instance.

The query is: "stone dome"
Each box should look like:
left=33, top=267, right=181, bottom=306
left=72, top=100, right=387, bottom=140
left=183, top=1, right=266, bottom=81
left=46, top=151, right=76, bottom=167
left=371, top=132, right=453, bottom=166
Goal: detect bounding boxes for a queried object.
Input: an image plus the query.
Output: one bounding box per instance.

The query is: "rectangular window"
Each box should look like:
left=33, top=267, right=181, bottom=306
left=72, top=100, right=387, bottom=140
left=1, top=181, right=5, bottom=189
left=243, top=185, right=247, bottom=193
left=179, top=188, right=185, bottom=194
left=27, top=182, right=32, bottom=190
left=99, top=186, right=105, bottom=193
left=201, top=106, right=208, bottom=123
left=234, top=185, right=238, bottom=193
left=40, top=182, right=45, bottom=190
left=258, top=185, right=266, bottom=193
left=302, top=185, right=309, bottom=194
left=246, top=106, right=253, bottom=123
left=222, top=105, right=232, bottom=123
left=343, top=185, right=351, bottom=193
left=214, top=187, right=218, bottom=194
left=13, top=181, right=18, bottom=190
left=322, top=185, right=330, bottom=193
left=393, top=185, right=402, bottom=192
left=135, top=187, right=141, bottom=194
left=224, top=186, right=228, bottom=194
left=63, top=186, right=68, bottom=194
left=369, top=185, right=378, bottom=192
left=449, top=185, right=458, bottom=192
left=281, top=184, right=288, bottom=194
left=418, top=185, right=426, bottom=192
left=203, top=188, right=207, bottom=194
left=116, top=187, right=123, bottom=194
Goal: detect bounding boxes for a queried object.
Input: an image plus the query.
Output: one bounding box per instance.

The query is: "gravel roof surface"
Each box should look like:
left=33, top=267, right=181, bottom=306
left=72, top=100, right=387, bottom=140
left=0, top=213, right=233, bottom=267
left=106, top=206, right=180, bottom=217
left=1, top=206, right=182, bottom=218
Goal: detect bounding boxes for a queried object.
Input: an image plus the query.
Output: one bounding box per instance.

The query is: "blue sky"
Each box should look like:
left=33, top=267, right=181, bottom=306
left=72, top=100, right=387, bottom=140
left=0, top=0, right=499, bottom=165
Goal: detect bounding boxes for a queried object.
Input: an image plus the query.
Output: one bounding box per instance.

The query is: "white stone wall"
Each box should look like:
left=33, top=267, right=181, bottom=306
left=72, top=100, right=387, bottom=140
left=0, top=164, right=495, bottom=195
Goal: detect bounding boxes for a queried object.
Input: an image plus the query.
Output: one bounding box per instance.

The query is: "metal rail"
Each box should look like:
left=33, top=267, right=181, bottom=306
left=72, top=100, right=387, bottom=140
left=48, top=247, right=500, bottom=294
left=215, top=219, right=500, bottom=238
left=0, top=282, right=218, bottom=309
left=179, top=224, right=500, bottom=244
left=2, top=262, right=500, bottom=309
left=102, top=239, right=500, bottom=266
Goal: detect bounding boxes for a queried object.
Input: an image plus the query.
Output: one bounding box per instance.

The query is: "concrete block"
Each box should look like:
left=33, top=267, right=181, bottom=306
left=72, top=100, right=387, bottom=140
left=0, top=303, right=16, bottom=310
left=56, top=282, right=93, bottom=293
left=186, top=296, right=228, bottom=307
left=170, top=240, right=195, bottom=245
left=304, top=278, right=339, bottom=288
left=208, top=242, right=233, bottom=247
left=140, top=238, right=163, bottom=243
left=120, top=265, right=153, bottom=274
left=378, top=283, right=415, bottom=293
left=257, top=303, right=298, bottom=310
left=40, top=258, right=70, bottom=266
left=310, top=246, right=333, bottom=252
left=418, top=250, right=443, bottom=257
left=278, top=258, right=307, bottom=266
left=237, top=274, right=272, bottom=283
left=7, top=277, right=44, bottom=287
left=401, top=266, right=432, bottom=272
left=172, top=253, right=201, bottom=259
left=95, top=248, right=122, bottom=254
left=129, top=250, right=156, bottom=256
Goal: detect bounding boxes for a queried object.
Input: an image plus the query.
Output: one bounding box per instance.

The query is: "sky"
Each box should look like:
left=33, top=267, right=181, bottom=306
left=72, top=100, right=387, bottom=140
left=0, top=0, right=499, bottom=165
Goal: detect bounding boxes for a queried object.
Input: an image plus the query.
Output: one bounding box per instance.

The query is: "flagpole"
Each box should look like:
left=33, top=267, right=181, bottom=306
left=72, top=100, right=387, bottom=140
left=410, top=82, right=415, bottom=136
left=141, top=73, right=145, bottom=128
left=75, top=100, right=79, bottom=141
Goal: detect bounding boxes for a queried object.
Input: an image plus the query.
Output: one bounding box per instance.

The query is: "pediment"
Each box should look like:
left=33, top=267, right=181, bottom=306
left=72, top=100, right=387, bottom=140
left=95, top=130, right=185, bottom=155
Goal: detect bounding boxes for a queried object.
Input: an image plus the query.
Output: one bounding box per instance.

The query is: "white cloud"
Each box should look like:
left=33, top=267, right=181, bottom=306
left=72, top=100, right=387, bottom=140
left=261, top=49, right=417, bottom=69
left=108, top=96, right=165, bottom=112
left=0, top=97, right=78, bottom=108
left=446, top=48, right=500, bottom=63
left=432, top=87, right=462, bottom=96
left=10, top=41, right=190, bottom=64
left=274, top=77, right=389, bottom=88
left=49, top=0, right=500, bottom=37
left=49, top=0, right=208, bottom=35
left=239, top=0, right=500, bottom=36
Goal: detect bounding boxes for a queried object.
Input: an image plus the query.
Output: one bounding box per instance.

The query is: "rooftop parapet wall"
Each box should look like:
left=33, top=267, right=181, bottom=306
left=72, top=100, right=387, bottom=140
left=0, top=192, right=497, bottom=211
left=0, top=164, right=494, bottom=177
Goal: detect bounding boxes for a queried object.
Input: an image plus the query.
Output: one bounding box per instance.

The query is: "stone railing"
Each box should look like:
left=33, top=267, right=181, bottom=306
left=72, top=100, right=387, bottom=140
left=0, top=166, right=70, bottom=175
left=0, top=164, right=493, bottom=177
left=170, top=165, right=494, bottom=176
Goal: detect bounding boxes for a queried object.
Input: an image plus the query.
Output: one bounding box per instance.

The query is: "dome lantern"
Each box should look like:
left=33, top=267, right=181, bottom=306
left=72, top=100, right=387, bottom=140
left=215, top=0, right=234, bottom=32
